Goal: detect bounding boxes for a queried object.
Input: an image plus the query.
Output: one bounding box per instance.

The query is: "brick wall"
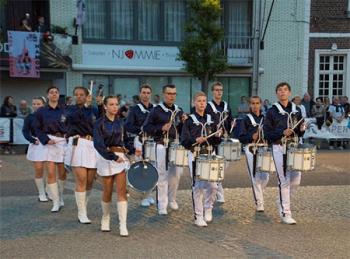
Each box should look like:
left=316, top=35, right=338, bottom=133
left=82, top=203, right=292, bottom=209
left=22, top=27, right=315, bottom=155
left=310, top=0, right=350, bottom=32
left=308, top=38, right=350, bottom=95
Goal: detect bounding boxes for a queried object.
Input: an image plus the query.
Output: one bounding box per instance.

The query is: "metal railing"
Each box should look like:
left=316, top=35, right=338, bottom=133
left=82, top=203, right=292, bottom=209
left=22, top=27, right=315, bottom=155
left=222, top=35, right=253, bottom=66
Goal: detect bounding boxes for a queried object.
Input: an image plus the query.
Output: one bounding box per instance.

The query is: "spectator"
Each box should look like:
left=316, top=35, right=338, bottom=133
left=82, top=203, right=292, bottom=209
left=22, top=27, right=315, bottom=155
left=292, top=96, right=307, bottom=118
left=237, top=96, right=250, bottom=118
left=0, top=96, right=17, bottom=155
left=341, top=96, right=349, bottom=117
left=118, top=101, right=130, bottom=119
left=262, top=99, right=271, bottom=115
left=1, top=96, right=17, bottom=117
left=35, top=16, right=49, bottom=33
left=312, top=97, right=326, bottom=130
left=301, top=92, right=315, bottom=117
left=117, top=94, right=126, bottom=107
left=65, top=96, right=73, bottom=106
left=153, top=94, right=160, bottom=105
left=328, top=96, right=345, bottom=150
left=132, top=95, right=140, bottom=106
left=18, top=100, right=32, bottom=118
left=19, top=17, right=32, bottom=32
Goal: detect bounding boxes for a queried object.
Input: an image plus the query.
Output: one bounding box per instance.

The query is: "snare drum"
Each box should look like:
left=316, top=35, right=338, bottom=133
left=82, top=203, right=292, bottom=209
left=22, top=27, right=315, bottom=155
left=218, top=138, right=241, bottom=161
left=256, top=147, right=276, bottom=173
left=287, top=144, right=316, bottom=171
left=127, top=161, right=159, bottom=199
left=144, top=140, right=156, bottom=162
left=196, top=155, right=225, bottom=182
left=169, top=143, right=188, bottom=167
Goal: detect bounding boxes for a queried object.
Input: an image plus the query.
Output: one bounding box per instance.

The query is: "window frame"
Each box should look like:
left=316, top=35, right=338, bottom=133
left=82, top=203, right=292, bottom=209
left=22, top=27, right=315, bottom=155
left=314, top=49, right=350, bottom=100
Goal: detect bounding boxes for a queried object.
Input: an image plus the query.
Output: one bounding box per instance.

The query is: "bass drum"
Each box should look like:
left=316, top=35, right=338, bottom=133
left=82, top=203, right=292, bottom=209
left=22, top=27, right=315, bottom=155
left=127, top=161, right=159, bottom=200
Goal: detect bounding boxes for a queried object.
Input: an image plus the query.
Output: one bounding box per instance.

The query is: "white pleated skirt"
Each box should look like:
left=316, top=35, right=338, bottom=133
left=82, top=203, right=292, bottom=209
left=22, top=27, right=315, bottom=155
left=96, top=152, right=130, bottom=177
left=35, top=135, right=66, bottom=163
left=26, top=142, right=47, bottom=162
left=64, top=137, right=97, bottom=169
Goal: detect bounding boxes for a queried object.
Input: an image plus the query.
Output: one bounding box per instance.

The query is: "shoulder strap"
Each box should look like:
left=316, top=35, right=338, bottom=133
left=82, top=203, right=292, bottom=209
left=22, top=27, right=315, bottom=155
left=159, top=103, right=169, bottom=112
left=206, top=114, right=213, bottom=124
left=189, top=114, right=201, bottom=125
left=137, top=103, right=149, bottom=114
left=247, top=114, right=258, bottom=127
left=273, top=102, right=286, bottom=115
left=223, top=101, right=228, bottom=112
left=208, top=101, right=219, bottom=113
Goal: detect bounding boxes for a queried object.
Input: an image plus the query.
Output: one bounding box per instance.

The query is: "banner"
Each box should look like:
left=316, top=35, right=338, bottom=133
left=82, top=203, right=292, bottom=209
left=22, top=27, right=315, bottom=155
left=13, top=118, right=29, bottom=145
left=8, top=31, right=40, bottom=78
left=0, top=118, right=11, bottom=142
left=304, top=118, right=350, bottom=139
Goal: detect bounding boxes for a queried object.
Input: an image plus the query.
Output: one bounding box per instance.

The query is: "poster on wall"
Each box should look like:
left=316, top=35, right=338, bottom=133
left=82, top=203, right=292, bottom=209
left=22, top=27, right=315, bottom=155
left=13, top=118, right=29, bottom=145
left=0, top=118, right=10, bottom=142
left=7, top=31, right=40, bottom=78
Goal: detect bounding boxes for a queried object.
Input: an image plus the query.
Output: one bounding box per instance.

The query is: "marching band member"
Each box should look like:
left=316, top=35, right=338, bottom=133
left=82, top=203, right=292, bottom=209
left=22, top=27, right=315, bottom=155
left=181, top=92, right=221, bottom=227
left=22, top=96, right=47, bottom=202
left=125, top=83, right=155, bottom=207
left=65, top=87, right=99, bottom=224
left=263, top=82, right=306, bottom=224
left=93, top=96, right=130, bottom=236
left=34, top=86, right=67, bottom=212
left=205, top=81, right=233, bottom=203
left=238, top=96, right=269, bottom=212
left=143, top=84, right=185, bottom=215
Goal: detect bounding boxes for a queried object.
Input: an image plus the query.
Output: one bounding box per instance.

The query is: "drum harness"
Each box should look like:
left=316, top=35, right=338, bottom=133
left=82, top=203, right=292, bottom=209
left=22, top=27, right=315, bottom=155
left=208, top=101, right=230, bottom=138
left=274, top=103, right=305, bottom=176
left=246, top=114, right=266, bottom=177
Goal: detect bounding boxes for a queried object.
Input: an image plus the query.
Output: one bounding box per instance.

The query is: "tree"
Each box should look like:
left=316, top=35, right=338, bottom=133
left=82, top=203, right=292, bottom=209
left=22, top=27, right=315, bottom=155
left=178, top=0, right=227, bottom=94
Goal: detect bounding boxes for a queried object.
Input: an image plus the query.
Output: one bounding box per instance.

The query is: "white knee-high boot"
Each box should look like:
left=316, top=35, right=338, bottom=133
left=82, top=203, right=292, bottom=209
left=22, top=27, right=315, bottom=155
left=101, top=201, right=111, bottom=232
left=35, top=178, right=48, bottom=202
left=75, top=192, right=91, bottom=224
left=48, top=183, right=60, bottom=212
left=58, top=179, right=65, bottom=207
left=117, top=201, right=128, bottom=237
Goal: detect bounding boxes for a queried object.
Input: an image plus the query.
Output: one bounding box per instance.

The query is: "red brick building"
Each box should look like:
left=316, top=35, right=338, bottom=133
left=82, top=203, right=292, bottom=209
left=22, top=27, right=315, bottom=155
left=308, top=0, right=350, bottom=99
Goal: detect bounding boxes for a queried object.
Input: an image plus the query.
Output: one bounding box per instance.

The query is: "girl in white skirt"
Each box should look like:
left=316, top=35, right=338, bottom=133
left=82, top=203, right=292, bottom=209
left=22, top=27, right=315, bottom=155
left=93, top=96, right=130, bottom=236
left=65, top=86, right=99, bottom=224
left=34, top=86, right=67, bottom=212
left=22, top=97, right=47, bottom=201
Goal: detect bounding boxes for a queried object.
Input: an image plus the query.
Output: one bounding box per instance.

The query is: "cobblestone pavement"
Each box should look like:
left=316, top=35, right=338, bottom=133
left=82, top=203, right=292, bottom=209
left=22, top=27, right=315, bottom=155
left=1, top=152, right=349, bottom=258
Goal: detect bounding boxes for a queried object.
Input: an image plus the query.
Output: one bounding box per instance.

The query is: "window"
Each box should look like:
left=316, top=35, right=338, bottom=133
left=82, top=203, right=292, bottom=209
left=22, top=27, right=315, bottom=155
left=83, top=0, right=186, bottom=43
left=317, top=54, right=347, bottom=99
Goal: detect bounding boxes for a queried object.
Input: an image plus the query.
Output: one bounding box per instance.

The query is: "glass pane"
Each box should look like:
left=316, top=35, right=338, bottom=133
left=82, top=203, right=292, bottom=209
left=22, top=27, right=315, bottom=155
left=83, top=0, right=106, bottom=39
left=339, top=64, right=344, bottom=70
left=325, top=56, right=330, bottom=62
left=142, top=77, right=169, bottom=103
left=325, top=63, right=330, bottom=70
left=170, top=77, right=192, bottom=112
left=138, top=0, right=160, bottom=41
left=320, top=56, right=324, bottom=62
left=112, top=78, right=140, bottom=106
left=225, top=77, right=250, bottom=117
left=164, top=0, right=186, bottom=42
left=334, top=56, right=338, bottom=62
left=339, top=56, right=344, bottom=62
left=111, top=0, right=134, bottom=40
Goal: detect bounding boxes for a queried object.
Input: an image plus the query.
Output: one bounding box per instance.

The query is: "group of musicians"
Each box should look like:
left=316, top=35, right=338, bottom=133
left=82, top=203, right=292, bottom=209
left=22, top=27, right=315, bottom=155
left=22, top=81, right=306, bottom=236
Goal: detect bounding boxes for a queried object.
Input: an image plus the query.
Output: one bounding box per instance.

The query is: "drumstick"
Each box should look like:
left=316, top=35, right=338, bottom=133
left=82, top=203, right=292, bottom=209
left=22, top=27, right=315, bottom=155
left=89, top=80, right=93, bottom=95
left=229, top=118, right=237, bottom=134
left=192, top=129, right=221, bottom=146
left=292, top=118, right=304, bottom=130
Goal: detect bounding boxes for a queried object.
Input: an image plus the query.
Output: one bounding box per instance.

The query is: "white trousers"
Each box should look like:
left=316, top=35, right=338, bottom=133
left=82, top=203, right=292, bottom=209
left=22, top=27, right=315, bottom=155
left=272, top=144, right=301, bottom=216
left=188, top=152, right=218, bottom=219
left=244, top=147, right=269, bottom=206
left=155, top=144, right=182, bottom=210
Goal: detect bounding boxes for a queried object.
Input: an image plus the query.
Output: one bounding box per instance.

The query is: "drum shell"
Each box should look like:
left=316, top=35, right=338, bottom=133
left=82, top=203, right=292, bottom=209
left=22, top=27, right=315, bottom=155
left=256, top=148, right=276, bottom=173
left=126, top=161, right=158, bottom=200
left=287, top=146, right=316, bottom=171
left=196, top=155, right=225, bottom=181
left=218, top=139, right=241, bottom=161
left=144, top=141, right=156, bottom=162
left=169, top=143, right=189, bottom=167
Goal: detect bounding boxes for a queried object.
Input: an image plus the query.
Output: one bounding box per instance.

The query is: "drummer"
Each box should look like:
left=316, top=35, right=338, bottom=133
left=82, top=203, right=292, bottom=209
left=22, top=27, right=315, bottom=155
left=93, top=96, right=130, bottom=236
left=181, top=92, right=221, bottom=227
left=205, top=81, right=233, bottom=203
left=238, top=96, right=269, bottom=212
left=263, top=82, right=306, bottom=225
left=22, top=96, right=47, bottom=202
left=65, top=86, right=99, bottom=224
left=125, top=83, right=155, bottom=207
left=143, top=84, right=186, bottom=215
left=34, top=86, right=67, bottom=212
